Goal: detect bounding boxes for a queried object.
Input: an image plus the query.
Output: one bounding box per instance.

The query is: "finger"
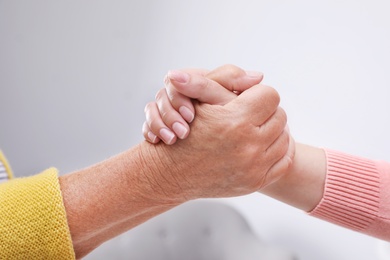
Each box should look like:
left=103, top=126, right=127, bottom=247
left=159, top=68, right=211, bottom=123
left=263, top=130, right=295, bottom=187
left=206, top=64, right=264, bottom=93
left=142, top=121, right=160, bottom=144
left=163, top=75, right=195, bottom=123
left=258, top=107, right=288, bottom=147
left=228, top=84, right=280, bottom=126
left=155, top=88, right=190, bottom=140
left=253, top=130, right=290, bottom=188
left=144, top=101, right=177, bottom=145
left=166, top=70, right=237, bottom=105
left=163, top=65, right=263, bottom=122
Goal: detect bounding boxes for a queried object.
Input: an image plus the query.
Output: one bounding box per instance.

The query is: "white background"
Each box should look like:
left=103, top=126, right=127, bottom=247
left=1, top=0, right=390, bottom=259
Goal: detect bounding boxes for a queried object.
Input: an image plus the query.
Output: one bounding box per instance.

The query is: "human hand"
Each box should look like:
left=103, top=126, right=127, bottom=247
left=143, top=65, right=263, bottom=144
left=141, top=69, right=293, bottom=199
left=144, top=64, right=294, bottom=198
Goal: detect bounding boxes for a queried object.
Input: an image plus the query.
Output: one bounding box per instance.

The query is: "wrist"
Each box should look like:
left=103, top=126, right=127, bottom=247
left=61, top=144, right=188, bottom=258
left=136, top=141, right=191, bottom=206
left=261, top=143, right=326, bottom=211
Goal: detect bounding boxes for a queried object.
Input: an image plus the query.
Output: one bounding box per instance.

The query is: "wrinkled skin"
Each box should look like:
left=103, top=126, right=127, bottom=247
left=141, top=82, right=293, bottom=201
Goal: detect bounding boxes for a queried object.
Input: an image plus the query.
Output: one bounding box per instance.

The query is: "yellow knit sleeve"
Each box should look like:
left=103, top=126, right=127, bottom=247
left=0, top=168, right=75, bottom=259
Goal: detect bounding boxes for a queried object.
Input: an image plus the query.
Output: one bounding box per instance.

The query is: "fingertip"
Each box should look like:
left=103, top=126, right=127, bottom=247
left=245, top=70, right=264, bottom=80
left=167, top=70, right=189, bottom=84
left=144, top=102, right=154, bottom=113
left=143, top=122, right=159, bottom=144
left=179, top=106, right=195, bottom=123
left=172, top=122, right=189, bottom=139
left=159, top=128, right=177, bottom=145
left=147, top=131, right=160, bottom=144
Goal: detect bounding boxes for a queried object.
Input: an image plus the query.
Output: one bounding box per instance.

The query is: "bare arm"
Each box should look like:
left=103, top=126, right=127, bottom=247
left=143, top=65, right=324, bottom=212
left=261, top=143, right=326, bottom=212
left=59, top=143, right=182, bottom=258
left=144, top=64, right=390, bottom=241
left=61, top=73, right=292, bottom=258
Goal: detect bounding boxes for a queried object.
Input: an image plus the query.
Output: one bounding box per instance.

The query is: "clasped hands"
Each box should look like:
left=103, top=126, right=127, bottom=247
left=142, top=64, right=295, bottom=200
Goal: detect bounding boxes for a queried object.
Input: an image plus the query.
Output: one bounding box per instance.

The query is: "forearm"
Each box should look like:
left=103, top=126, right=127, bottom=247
left=261, top=143, right=390, bottom=241
left=59, top=142, right=184, bottom=259
left=260, top=143, right=327, bottom=212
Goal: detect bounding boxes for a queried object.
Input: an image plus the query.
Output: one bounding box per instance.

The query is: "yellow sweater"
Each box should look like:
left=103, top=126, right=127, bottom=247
left=0, top=151, right=75, bottom=259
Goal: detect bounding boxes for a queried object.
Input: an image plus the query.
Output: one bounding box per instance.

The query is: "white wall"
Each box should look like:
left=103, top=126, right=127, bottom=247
left=1, top=0, right=389, bottom=259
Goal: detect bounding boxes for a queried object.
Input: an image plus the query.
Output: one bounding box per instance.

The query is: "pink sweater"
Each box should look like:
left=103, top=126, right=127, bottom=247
left=309, top=149, right=390, bottom=241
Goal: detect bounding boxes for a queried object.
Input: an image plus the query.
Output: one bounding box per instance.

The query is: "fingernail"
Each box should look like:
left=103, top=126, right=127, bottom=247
left=160, top=128, right=175, bottom=144
left=168, top=70, right=189, bottom=83
left=179, top=106, right=194, bottom=123
left=245, top=70, right=263, bottom=78
left=147, top=131, right=158, bottom=143
left=172, top=122, right=188, bottom=139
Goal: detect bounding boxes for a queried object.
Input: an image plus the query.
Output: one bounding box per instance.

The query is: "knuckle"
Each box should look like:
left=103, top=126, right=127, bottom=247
left=220, top=64, right=236, bottom=71
left=221, top=64, right=244, bottom=76
left=165, top=89, right=182, bottom=110
left=201, top=77, right=211, bottom=91
left=144, top=102, right=155, bottom=113
left=159, top=109, right=176, bottom=127
left=160, top=109, right=170, bottom=122
left=198, top=75, right=215, bottom=95
left=261, top=85, right=281, bottom=106
left=276, top=107, right=288, bottom=126
left=166, top=87, right=178, bottom=100
left=163, top=74, right=170, bottom=86
left=155, top=88, right=166, bottom=101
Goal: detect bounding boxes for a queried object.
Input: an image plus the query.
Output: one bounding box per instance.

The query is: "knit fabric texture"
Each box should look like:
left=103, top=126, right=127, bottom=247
left=0, top=168, right=75, bottom=259
left=309, top=149, right=390, bottom=241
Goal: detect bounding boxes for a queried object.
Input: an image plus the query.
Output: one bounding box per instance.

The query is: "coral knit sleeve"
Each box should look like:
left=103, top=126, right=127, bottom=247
left=309, top=149, right=390, bottom=241
left=0, top=165, right=75, bottom=259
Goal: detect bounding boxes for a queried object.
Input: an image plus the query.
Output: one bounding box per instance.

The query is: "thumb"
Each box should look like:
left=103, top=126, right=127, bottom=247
left=227, top=84, right=280, bottom=125
left=206, top=64, right=264, bottom=93
left=166, top=70, right=237, bottom=106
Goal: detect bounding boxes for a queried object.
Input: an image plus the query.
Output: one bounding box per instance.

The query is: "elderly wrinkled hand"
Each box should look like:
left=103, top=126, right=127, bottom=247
left=142, top=65, right=294, bottom=199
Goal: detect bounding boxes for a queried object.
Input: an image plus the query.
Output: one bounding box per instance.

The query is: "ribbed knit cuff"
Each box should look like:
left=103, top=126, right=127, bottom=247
left=309, top=149, right=380, bottom=232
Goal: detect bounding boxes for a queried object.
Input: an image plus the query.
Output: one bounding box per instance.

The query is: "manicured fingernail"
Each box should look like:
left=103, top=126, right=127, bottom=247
left=168, top=70, right=189, bottom=83
left=160, top=128, right=175, bottom=144
left=245, top=71, right=263, bottom=78
left=147, top=131, right=158, bottom=143
left=172, top=122, right=188, bottom=139
left=179, top=106, right=194, bottom=123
